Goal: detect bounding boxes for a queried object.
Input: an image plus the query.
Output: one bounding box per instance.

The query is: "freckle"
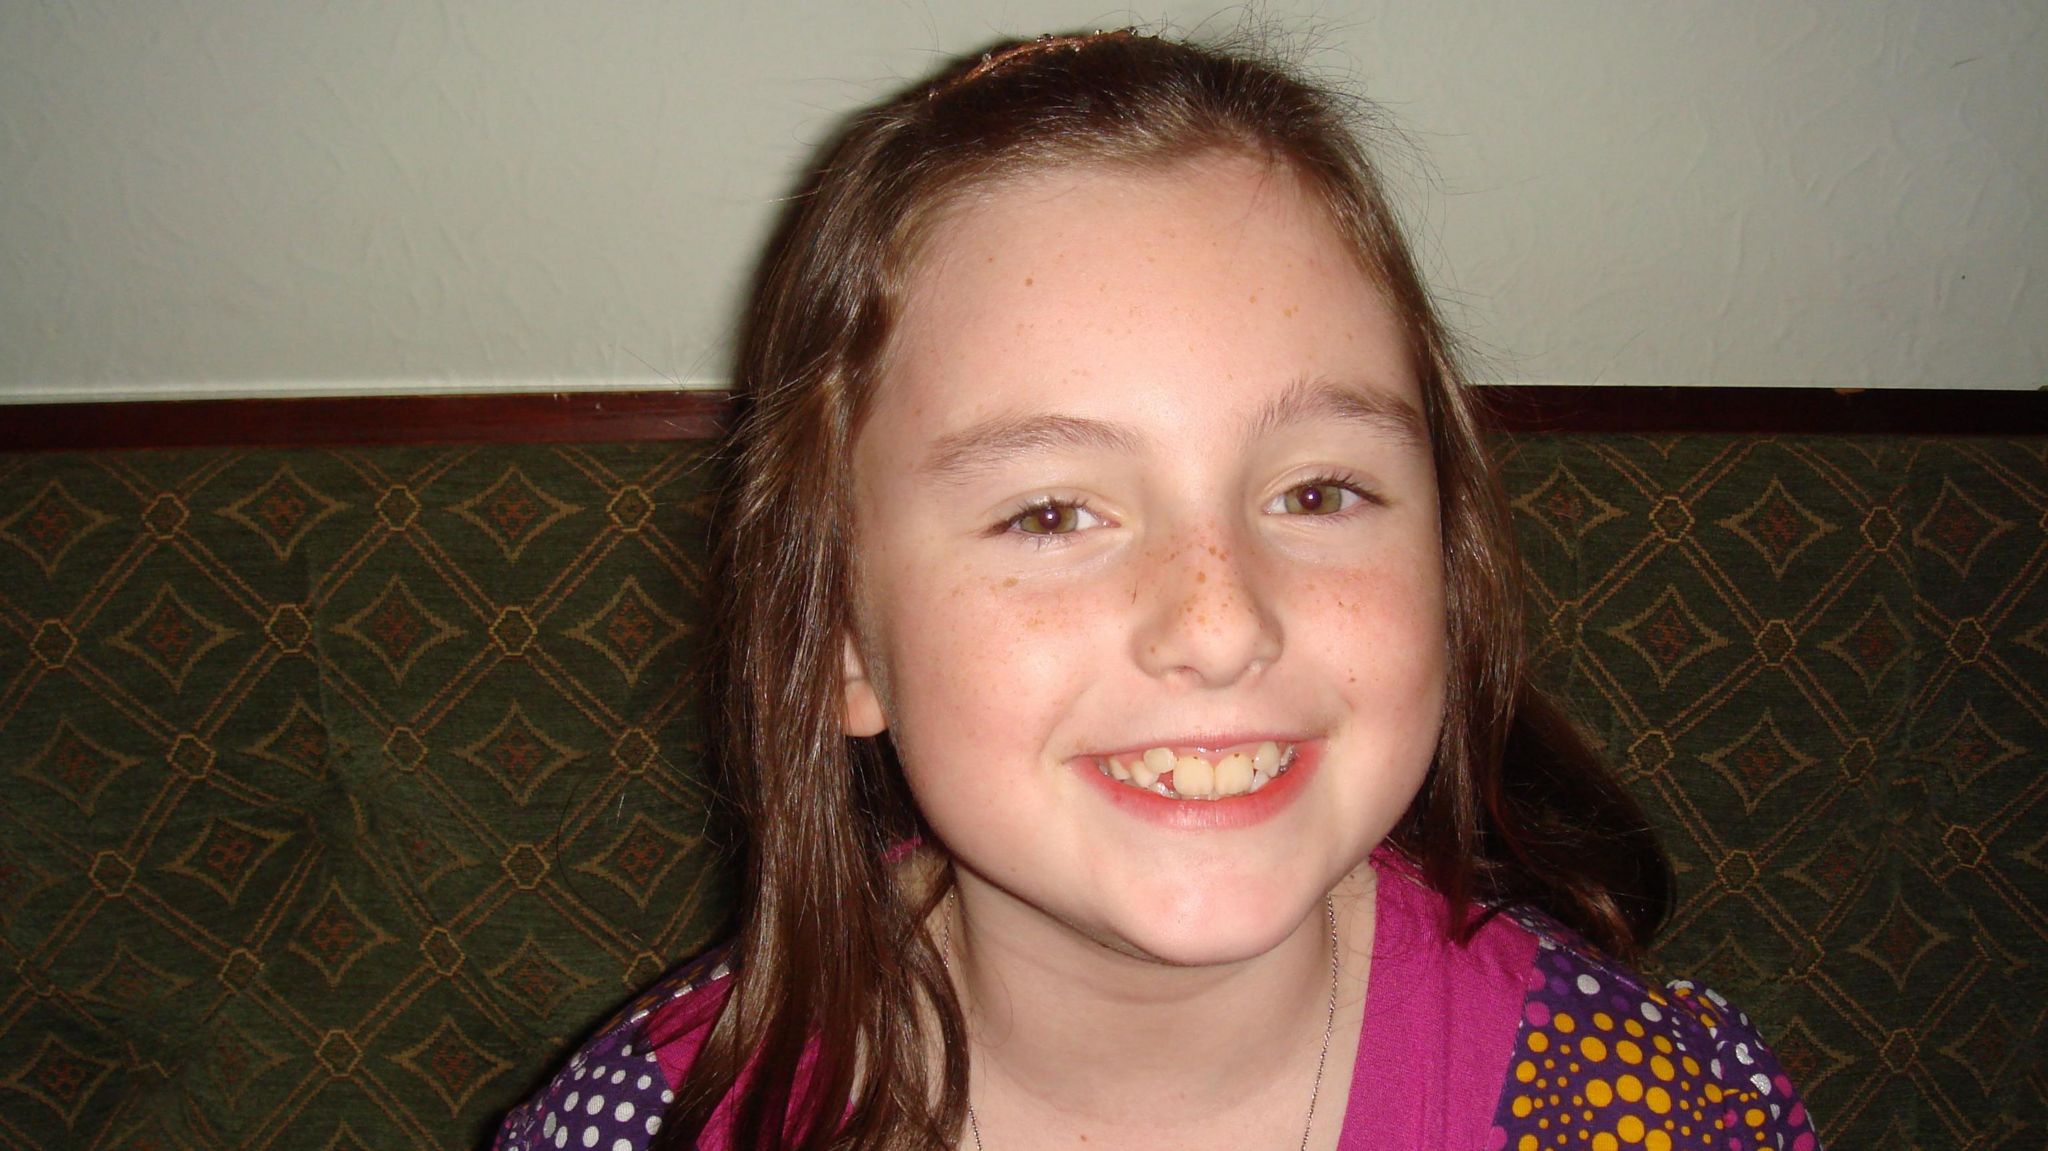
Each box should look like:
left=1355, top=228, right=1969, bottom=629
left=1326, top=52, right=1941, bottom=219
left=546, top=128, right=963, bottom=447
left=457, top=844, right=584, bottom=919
left=1024, top=276, right=1034, bottom=286
left=1284, top=305, right=1299, bottom=318
left=1248, top=293, right=1258, bottom=304
left=1003, top=577, right=1018, bottom=587
left=1195, top=571, right=1206, bottom=583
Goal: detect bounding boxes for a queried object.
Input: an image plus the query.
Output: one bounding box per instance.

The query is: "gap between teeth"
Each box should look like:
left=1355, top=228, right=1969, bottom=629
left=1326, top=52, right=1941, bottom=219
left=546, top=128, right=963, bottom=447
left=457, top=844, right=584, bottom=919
left=1097, top=741, right=1295, bottom=799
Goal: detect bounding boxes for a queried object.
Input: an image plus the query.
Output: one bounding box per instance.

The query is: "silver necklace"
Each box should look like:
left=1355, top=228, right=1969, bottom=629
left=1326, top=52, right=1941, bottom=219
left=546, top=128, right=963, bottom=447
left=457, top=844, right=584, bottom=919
left=939, top=892, right=1341, bottom=1151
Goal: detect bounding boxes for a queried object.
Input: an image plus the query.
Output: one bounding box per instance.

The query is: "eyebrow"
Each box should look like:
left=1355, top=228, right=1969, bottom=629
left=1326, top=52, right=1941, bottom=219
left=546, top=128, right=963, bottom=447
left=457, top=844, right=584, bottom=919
left=920, top=412, right=1144, bottom=485
left=916, top=376, right=1427, bottom=486
left=1242, top=376, right=1429, bottom=448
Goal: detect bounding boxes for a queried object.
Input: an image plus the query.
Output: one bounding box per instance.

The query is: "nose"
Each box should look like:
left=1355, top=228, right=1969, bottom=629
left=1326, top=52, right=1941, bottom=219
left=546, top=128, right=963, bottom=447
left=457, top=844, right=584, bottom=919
left=1130, top=523, right=1283, bottom=688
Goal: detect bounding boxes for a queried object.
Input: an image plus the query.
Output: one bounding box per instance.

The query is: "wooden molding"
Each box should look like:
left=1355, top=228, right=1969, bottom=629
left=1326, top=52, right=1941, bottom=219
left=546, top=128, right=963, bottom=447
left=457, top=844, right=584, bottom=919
left=1477, top=386, right=2046, bottom=436
left=0, top=391, right=731, bottom=452
left=1, top=387, right=2040, bottom=452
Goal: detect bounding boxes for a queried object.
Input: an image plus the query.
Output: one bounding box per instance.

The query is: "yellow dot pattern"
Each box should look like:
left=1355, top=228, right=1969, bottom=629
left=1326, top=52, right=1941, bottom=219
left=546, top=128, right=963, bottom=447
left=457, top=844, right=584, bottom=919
left=1485, top=929, right=1820, bottom=1151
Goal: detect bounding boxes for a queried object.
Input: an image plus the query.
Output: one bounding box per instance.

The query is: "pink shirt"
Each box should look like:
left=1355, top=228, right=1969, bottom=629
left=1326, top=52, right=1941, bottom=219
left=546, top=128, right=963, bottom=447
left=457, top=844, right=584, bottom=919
left=1339, top=863, right=1537, bottom=1147
left=495, top=857, right=1820, bottom=1149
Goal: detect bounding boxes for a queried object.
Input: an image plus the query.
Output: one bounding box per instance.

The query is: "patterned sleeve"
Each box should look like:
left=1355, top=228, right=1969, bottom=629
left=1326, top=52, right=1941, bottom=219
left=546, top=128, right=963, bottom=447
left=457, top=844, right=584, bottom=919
left=1489, top=932, right=1823, bottom=1151
left=495, top=955, right=727, bottom=1151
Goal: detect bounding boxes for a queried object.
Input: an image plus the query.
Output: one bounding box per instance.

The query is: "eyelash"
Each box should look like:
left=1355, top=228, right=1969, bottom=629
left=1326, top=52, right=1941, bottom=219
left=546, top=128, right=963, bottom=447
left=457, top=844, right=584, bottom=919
left=992, top=474, right=1381, bottom=541
left=1269, top=472, right=1382, bottom=517
left=995, top=497, right=1107, bottom=545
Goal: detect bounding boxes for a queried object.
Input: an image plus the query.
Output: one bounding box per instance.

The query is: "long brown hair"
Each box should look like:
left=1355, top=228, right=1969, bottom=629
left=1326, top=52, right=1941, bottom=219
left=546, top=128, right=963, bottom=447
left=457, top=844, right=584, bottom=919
left=660, top=30, right=1670, bottom=1151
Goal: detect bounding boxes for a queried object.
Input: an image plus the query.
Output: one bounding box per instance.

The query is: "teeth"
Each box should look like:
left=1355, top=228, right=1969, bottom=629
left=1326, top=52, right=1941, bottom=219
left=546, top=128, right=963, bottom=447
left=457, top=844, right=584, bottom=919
left=1173, top=754, right=1214, bottom=798
left=1213, top=752, right=1253, bottom=796
left=1100, top=743, right=1295, bottom=800
left=1253, top=741, right=1282, bottom=775
left=1143, top=747, right=1175, bottom=777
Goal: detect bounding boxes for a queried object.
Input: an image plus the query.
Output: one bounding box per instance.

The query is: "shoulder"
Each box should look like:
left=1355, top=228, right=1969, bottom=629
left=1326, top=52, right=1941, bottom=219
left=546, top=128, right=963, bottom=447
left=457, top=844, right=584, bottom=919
left=494, top=950, right=733, bottom=1151
left=1488, top=912, right=1822, bottom=1151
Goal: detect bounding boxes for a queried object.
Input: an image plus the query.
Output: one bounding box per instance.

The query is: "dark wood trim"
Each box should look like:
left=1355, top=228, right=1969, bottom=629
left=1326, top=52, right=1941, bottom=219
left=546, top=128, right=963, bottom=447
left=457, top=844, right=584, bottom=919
left=1, top=386, right=2040, bottom=452
left=0, top=391, right=731, bottom=452
left=1478, top=386, right=2047, bottom=436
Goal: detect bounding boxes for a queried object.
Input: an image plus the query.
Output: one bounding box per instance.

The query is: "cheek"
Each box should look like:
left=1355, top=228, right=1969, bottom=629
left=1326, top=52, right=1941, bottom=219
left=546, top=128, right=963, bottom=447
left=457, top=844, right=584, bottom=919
left=871, top=572, right=1099, bottom=749
left=1293, top=557, right=1448, bottom=697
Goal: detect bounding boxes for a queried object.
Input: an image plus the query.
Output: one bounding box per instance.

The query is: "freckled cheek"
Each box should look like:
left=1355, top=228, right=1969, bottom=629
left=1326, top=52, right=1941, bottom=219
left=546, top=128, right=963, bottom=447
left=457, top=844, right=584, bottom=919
left=878, top=582, right=1104, bottom=741
left=1281, top=562, right=1448, bottom=691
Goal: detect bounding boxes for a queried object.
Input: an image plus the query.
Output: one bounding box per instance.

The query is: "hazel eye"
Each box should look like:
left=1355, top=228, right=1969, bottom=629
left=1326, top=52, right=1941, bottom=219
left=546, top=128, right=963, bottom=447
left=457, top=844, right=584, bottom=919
left=1272, top=480, right=1362, bottom=516
left=1006, top=500, right=1100, bottom=536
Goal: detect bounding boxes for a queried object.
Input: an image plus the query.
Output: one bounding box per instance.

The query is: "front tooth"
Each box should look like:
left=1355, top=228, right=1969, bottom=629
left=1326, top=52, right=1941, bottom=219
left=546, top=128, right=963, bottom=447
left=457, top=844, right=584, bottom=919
left=1214, top=752, right=1253, bottom=796
left=1173, top=754, right=1214, bottom=798
left=1108, top=757, right=1132, bottom=782
left=1253, top=741, right=1282, bottom=775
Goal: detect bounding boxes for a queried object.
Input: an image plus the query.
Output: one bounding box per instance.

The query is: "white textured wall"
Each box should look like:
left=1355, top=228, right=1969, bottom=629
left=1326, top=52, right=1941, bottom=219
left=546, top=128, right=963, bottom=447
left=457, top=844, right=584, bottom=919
left=2, top=1, right=2041, bottom=401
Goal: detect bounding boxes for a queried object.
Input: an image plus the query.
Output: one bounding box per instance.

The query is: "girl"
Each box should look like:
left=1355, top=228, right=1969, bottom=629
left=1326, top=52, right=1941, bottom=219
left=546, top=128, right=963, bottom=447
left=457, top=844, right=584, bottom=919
left=498, top=30, right=1820, bottom=1151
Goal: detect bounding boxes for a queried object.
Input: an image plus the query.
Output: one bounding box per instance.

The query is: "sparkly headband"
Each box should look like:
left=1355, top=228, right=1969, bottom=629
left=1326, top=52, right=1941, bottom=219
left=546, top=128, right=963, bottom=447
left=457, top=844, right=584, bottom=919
left=933, top=28, right=1138, bottom=98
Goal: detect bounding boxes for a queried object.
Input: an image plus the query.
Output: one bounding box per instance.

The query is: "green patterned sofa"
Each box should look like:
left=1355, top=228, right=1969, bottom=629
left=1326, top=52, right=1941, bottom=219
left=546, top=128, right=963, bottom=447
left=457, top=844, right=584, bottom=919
left=1, top=390, right=2042, bottom=1150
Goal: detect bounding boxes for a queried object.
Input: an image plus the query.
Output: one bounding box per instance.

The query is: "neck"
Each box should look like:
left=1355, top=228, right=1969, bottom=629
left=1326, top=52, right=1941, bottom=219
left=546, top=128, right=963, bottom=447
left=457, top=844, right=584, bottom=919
left=941, top=865, right=1376, bottom=1148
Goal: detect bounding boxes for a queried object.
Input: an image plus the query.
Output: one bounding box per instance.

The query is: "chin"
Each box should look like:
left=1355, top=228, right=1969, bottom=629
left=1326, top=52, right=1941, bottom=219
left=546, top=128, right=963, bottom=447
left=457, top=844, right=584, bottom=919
left=1092, top=882, right=1325, bottom=968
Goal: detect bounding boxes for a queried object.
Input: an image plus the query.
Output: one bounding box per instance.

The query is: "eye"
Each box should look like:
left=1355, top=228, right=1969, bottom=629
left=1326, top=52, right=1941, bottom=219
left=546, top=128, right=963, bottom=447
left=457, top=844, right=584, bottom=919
left=1267, top=478, right=1371, bottom=516
left=1003, top=499, right=1104, bottom=536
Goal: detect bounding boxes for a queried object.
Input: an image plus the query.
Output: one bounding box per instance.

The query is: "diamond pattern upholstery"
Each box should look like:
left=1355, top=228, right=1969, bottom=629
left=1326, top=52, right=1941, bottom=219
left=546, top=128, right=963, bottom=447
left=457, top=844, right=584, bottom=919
left=1, top=432, right=2041, bottom=1149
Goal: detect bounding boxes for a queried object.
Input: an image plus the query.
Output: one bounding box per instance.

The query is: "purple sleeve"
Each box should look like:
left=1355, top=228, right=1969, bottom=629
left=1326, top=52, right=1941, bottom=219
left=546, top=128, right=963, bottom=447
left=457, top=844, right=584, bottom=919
left=496, top=956, right=727, bottom=1151
left=1673, top=980, right=1821, bottom=1150
left=494, top=1020, right=674, bottom=1151
left=1487, top=934, right=1823, bottom=1150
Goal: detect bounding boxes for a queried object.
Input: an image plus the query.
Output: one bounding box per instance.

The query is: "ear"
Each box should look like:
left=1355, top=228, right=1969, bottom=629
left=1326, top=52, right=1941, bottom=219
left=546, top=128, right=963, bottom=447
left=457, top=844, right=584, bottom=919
left=841, top=635, right=888, bottom=737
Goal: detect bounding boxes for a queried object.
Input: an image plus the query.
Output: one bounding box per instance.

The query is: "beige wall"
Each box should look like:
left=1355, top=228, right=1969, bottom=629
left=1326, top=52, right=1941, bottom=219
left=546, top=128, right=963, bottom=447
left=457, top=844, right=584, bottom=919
left=2, top=1, right=2042, bottom=401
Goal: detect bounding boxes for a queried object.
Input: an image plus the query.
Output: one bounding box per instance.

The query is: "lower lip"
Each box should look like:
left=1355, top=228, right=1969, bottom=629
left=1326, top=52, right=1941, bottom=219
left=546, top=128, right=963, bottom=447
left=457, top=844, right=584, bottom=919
left=1072, top=743, right=1321, bottom=830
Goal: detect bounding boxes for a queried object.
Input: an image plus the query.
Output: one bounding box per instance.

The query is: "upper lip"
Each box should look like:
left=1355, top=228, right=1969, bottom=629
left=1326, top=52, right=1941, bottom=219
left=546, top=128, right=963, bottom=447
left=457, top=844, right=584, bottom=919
left=1077, top=733, right=1314, bottom=758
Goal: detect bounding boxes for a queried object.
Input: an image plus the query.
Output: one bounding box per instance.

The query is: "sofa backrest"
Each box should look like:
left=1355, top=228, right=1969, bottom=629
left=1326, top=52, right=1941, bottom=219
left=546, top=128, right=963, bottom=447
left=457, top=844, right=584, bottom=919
left=1, top=390, right=2041, bottom=1149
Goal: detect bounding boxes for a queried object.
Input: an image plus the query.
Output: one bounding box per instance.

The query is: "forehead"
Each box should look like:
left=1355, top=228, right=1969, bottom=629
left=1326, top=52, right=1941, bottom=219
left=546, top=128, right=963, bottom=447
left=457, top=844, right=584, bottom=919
left=869, top=154, right=1421, bottom=449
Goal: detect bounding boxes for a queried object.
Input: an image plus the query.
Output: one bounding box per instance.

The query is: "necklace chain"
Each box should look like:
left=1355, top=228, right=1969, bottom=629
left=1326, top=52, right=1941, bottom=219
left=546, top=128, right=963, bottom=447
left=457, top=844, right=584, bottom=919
left=940, top=892, right=1341, bottom=1151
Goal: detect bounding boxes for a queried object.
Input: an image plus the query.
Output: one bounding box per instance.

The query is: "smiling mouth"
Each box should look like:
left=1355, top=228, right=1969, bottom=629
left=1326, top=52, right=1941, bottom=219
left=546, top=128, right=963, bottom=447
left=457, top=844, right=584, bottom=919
left=1093, top=740, right=1298, bottom=800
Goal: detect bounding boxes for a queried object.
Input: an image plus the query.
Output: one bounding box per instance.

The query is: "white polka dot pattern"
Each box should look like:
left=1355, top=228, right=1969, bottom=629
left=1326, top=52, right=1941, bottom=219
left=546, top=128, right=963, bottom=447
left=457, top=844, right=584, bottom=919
left=492, top=955, right=728, bottom=1151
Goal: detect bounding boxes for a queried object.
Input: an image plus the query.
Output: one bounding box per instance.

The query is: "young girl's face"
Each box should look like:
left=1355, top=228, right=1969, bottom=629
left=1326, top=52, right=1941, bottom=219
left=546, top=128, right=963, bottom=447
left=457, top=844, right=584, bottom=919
left=844, top=154, right=1448, bottom=967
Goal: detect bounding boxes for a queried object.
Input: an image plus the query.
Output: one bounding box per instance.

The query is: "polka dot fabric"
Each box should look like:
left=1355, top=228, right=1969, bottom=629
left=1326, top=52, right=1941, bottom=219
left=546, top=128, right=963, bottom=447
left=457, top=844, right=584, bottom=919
left=494, top=959, right=716, bottom=1151
left=1488, top=929, right=1820, bottom=1151
left=496, top=897, right=1823, bottom=1150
